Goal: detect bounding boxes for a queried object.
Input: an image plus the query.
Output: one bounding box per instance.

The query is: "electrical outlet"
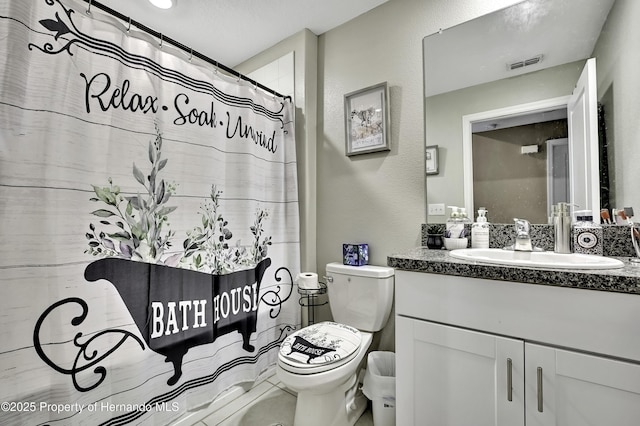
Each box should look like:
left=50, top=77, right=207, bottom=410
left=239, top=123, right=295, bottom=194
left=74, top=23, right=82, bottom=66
left=428, top=203, right=445, bottom=215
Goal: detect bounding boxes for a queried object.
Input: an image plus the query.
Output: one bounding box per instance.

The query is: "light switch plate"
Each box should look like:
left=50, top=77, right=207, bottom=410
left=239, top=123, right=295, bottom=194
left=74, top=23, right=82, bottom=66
left=428, top=203, right=445, bottom=215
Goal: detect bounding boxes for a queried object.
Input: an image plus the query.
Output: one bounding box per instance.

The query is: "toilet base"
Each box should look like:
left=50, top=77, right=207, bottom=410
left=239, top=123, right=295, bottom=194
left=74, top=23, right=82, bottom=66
left=292, top=369, right=367, bottom=426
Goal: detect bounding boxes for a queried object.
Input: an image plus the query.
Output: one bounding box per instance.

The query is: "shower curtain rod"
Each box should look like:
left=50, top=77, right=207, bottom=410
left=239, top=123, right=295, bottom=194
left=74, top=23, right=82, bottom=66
left=80, top=0, right=291, bottom=101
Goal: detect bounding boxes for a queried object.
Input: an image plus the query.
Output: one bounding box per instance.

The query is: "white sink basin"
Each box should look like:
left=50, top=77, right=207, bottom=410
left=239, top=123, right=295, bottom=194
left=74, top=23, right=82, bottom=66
left=449, top=248, right=625, bottom=270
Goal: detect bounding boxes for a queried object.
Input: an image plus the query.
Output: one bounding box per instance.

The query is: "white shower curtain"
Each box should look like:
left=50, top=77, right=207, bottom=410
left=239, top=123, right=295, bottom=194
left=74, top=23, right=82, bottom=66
left=0, top=0, right=300, bottom=424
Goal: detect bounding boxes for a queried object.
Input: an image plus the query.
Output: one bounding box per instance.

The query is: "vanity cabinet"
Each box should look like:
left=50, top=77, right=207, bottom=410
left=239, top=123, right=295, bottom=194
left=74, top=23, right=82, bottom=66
left=395, top=270, right=640, bottom=426
left=524, top=343, right=640, bottom=426
left=396, top=317, right=525, bottom=425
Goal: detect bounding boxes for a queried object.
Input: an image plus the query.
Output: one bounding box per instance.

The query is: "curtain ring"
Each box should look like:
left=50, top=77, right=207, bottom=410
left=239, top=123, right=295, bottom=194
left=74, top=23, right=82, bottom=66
left=189, top=48, right=193, bottom=62
left=86, top=0, right=92, bottom=15
left=159, top=33, right=163, bottom=48
left=126, top=17, right=132, bottom=33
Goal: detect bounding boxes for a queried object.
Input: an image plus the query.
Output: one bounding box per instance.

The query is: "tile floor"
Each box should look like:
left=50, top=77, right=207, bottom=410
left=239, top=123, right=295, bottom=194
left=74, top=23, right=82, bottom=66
left=187, top=374, right=374, bottom=426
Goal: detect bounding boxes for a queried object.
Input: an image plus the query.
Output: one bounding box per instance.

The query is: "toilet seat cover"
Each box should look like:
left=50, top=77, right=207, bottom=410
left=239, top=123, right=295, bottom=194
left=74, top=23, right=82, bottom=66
left=279, top=322, right=362, bottom=368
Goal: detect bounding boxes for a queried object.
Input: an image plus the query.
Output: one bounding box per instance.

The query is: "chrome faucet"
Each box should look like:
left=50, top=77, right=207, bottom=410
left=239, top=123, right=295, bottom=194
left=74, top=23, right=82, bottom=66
left=513, top=218, right=533, bottom=251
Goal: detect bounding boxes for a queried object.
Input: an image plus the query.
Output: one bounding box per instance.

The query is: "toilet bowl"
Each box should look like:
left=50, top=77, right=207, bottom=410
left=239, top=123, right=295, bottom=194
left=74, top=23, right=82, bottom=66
left=277, top=324, right=372, bottom=426
left=276, top=263, right=394, bottom=426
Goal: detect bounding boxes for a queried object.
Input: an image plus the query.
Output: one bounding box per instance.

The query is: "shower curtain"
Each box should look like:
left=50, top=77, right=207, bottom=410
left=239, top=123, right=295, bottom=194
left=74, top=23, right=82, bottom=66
left=0, top=0, right=300, bottom=424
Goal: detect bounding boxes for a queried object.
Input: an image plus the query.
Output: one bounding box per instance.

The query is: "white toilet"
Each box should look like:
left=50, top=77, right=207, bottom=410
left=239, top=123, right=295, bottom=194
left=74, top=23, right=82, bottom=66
left=276, top=262, right=395, bottom=426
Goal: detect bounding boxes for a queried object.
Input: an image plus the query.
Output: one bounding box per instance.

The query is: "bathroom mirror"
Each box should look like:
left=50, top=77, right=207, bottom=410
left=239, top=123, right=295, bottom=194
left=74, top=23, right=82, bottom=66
left=424, top=0, right=640, bottom=224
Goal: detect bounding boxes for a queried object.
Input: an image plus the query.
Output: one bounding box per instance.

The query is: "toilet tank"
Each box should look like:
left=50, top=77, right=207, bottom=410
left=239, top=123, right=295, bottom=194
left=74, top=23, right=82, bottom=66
left=325, top=262, right=394, bottom=332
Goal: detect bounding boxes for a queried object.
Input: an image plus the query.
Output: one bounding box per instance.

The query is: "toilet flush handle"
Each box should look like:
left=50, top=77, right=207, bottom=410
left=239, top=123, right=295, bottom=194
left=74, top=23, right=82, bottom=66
left=323, top=275, right=333, bottom=283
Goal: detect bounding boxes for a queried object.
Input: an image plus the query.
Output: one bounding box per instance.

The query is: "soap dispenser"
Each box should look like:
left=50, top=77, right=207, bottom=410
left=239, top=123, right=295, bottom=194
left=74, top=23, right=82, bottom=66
left=446, top=206, right=464, bottom=238
left=459, top=208, right=472, bottom=224
left=573, top=210, right=603, bottom=255
left=471, top=207, right=490, bottom=249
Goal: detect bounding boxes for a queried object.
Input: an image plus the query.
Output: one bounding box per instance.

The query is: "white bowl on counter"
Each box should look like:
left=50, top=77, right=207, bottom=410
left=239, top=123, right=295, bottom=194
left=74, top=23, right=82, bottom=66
left=444, top=237, right=468, bottom=250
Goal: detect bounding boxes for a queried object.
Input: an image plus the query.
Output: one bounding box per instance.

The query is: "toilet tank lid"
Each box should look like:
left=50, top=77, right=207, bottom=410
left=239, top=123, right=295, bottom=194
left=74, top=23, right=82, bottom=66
left=326, top=262, right=394, bottom=278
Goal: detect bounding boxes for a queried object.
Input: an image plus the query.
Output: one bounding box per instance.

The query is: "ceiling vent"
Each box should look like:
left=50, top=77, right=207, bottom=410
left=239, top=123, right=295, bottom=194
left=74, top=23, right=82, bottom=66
left=508, top=54, right=543, bottom=71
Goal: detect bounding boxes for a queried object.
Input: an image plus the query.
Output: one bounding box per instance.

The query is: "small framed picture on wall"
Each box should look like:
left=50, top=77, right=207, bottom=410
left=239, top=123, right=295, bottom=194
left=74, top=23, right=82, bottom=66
left=426, top=145, right=439, bottom=175
left=344, top=82, right=390, bottom=156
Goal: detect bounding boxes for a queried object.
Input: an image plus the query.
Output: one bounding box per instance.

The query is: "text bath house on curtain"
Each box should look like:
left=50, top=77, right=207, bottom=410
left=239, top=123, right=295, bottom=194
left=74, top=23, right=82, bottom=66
left=0, top=0, right=301, bottom=424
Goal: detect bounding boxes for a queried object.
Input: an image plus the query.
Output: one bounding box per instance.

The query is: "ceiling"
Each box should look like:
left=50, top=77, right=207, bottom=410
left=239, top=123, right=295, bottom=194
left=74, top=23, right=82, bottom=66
left=96, top=0, right=389, bottom=67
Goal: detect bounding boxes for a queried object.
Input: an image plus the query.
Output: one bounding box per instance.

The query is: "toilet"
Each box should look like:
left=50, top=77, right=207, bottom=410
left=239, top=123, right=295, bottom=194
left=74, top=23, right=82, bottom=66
left=276, top=262, right=395, bottom=426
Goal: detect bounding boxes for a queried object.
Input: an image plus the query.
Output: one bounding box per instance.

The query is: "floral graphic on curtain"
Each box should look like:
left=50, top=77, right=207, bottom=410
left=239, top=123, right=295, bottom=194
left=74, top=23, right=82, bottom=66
left=84, top=125, right=272, bottom=273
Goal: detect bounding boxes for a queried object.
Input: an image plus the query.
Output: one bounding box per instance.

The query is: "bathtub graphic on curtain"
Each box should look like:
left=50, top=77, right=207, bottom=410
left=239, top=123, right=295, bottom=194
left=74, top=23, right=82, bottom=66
left=84, top=256, right=272, bottom=386
left=34, top=257, right=278, bottom=388
left=33, top=127, right=293, bottom=390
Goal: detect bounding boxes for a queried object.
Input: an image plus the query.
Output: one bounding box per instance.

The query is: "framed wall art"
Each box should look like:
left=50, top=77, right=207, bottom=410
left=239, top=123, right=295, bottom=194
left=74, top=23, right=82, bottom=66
left=344, top=82, right=390, bottom=156
left=426, top=145, right=439, bottom=175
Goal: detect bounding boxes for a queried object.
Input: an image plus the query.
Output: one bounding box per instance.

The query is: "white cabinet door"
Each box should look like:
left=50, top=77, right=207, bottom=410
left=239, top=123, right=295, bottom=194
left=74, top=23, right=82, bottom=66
left=396, top=316, right=524, bottom=426
left=525, top=343, right=640, bottom=426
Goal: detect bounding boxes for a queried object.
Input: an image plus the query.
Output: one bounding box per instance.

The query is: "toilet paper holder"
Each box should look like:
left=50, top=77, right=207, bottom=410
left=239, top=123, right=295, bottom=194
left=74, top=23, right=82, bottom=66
left=297, top=280, right=327, bottom=296
left=298, top=280, right=327, bottom=327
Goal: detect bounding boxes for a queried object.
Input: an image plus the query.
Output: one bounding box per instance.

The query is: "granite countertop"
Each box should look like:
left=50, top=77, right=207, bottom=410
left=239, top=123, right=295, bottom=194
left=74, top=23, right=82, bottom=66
left=387, top=247, right=640, bottom=295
